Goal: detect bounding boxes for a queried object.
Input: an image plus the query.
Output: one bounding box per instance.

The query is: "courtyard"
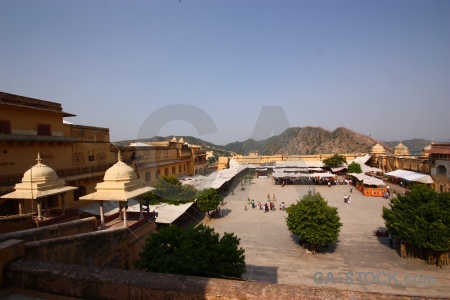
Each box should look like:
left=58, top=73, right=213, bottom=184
left=203, top=177, right=450, bottom=298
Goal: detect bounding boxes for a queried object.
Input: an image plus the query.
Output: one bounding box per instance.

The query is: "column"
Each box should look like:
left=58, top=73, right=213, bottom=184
left=123, top=201, right=128, bottom=227
left=37, top=199, right=42, bottom=220
left=99, top=201, right=106, bottom=230
left=18, top=200, right=24, bottom=216
left=118, top=202, right=123, bottom=221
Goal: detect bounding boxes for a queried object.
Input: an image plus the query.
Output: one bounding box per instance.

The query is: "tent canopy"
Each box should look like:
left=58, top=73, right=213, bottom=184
left=384, top=170, right=434, bottom=184
left=348, top=173, right=385, bottom=186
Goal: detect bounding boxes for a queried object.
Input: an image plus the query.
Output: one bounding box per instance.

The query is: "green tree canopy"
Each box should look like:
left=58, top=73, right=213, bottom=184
left=322, top=153, right=347, bottom=167
left=286, top=193, right=342, bottom=253
left=142, top=175, right=197, bottom=205
left=136, top=224, right=246, bottom=278
left=382, top=185, right=450, bottom=252
left=347, top=161, right=362, bottom=174
left=196, top=188, right=221, bottom=216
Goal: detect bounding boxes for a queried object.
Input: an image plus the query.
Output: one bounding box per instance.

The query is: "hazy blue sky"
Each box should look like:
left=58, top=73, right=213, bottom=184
left=1, top=0, right=449, bottom=145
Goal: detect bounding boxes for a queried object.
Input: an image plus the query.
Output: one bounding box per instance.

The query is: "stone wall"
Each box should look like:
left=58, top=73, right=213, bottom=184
left=0, top=217, right=97, bottom=243
left=0, top=215, right=33, bottom=234
left=6, top=260, right=437, bottom=300
left=24, top=227, right=129, bottom=269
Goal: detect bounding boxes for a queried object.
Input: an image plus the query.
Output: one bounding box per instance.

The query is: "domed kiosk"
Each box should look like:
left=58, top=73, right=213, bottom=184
left=80, top=151, right=154, bottom=229
left=0, top=153, right=78, bottom=220
left=370, top=142, right=386, bottom=155
left=394, top=141, right=410, bottom=156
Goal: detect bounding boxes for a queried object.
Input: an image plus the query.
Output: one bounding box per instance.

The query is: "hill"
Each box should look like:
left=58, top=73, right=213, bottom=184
left=222, top=127, right=393, bottom=155
left=113, top=128, right=437, bottom=157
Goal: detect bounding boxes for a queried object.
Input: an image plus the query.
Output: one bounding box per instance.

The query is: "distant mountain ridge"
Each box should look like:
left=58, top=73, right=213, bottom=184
left=113, top=127, right=436, bottom=156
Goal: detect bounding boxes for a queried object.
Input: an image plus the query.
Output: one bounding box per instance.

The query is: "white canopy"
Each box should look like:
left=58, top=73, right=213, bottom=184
left=384, top=170, right=434, bottom=184
left=273, top=172, right=335, bottom=179
left=348, top=173, right=385, bottom=186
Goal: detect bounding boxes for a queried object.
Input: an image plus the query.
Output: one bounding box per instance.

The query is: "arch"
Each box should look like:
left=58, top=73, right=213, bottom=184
left=179, top=165, right=182, bottom=173
left=137, top=104, right=218, bottom=139
left=172, top=166, right=176, bottom=175
left=145, top=171, right=151, bottom=182
left=156, top=170, right=161, bottom=179
left=164, top=168, right=169, bottom=176
left=437, top=165, right=447, bottom=175
left=184, top=164, right=187, bottom=171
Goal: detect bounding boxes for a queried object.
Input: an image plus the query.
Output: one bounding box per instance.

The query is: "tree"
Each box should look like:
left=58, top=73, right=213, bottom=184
left=322, top=153, right=347, bottom=167
left=196, top=188, right=221, bottom=217
left=286, top=193, right=342, bottom=254
left=382, top=185, right=450, bottom=252
left=142, top=175, right=197, bottom=205
left=136, top=224, right=246, bottom=278
left=347, top=161, right=362, bottom=174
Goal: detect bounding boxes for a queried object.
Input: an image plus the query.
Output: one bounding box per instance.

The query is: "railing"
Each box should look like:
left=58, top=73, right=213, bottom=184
left=0, top=134, right=78, bottom=143
left=55, top=164, right=113, bottom=178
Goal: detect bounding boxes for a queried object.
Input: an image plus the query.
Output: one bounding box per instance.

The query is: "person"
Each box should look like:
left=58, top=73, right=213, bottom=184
left=328, top=181, right=331, bottom=188
left=312, top=187, right=315, bottom=194
left=245, top=205, right=248, bottom=211
left=344, top=195, right=348, bottom=203
left=273, top=193, right=276, bottom=202
left=281, top=202, right=285, bottom=211
left=251, top=199, right=255, bottom=209
left=350, top=186, right=353, bottom=193
left=348, top=196, right=351, bottom=204
left=386, top=185, right=390, bottom=196
left=265, top=203, right=269, bottom=213
left=308, top=186, right=312, bottom=194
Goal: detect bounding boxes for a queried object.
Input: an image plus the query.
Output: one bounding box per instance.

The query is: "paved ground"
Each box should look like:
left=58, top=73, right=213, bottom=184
left=202, top=177, right=450, bottom=298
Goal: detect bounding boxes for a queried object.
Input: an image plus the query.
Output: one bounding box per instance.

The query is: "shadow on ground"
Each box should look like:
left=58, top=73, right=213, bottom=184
left=290, top=234, right=338, bottom=254
left=244, top=264, right=278, bottom=284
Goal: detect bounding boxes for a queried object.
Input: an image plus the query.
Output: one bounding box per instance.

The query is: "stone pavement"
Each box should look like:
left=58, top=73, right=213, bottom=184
left=203, top=177, right=450, bottom=298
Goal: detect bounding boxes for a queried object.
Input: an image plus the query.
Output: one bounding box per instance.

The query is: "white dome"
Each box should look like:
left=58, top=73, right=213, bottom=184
left=22, top=153, right=58, bottom=183
left=394, top=141, right=410, bottom=155
left=103, top=152, right=138, bottom=181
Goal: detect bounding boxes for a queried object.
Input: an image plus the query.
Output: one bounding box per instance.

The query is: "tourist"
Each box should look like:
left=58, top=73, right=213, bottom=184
left=308, top=186, right=312, bottom=194
left=245, top=205, right=248, bottom=211
left=350, top=186, right=353, bottom=193
left=312, top=187, right=315, bottom=194
left=251, top=199, right=255, bottom=209
left=265, top=203, right=269, bottom=213
left=344, top=195, right=348, bottom=203
left=273, top=193, right=276, bottom=202
left=348, top=196, right=351, bottom=204
left=281, top=202, right=285, bottom=211
left=328, top=181, right=331, bottom=188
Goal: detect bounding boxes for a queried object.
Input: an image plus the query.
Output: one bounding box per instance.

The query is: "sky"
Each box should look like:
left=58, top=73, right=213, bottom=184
left=1, top=0, right=449, bottom=145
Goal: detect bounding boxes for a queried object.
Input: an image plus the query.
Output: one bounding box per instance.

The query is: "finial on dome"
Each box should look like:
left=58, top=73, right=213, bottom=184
left=118, top=151, right=122, bottom=162
left=36, top=152, right=42, bottom=164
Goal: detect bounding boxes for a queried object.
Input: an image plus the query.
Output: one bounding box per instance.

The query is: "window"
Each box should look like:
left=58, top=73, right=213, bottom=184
left=37, top=124, right=51, bottom=136
left=145, top=171, right=151, bottom=182
left=179, top=165, right=182, bottom=173
left=164, top=168, right=169, bottom=176
left=172, top=166, right=176, bottom=174
left=437, top=165, right=447, bottom=175
left=0, top=120, right=11, bottom=134
left=156, top=170, right=160, bottom=179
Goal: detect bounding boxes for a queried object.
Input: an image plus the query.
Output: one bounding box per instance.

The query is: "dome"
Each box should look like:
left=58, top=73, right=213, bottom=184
left=370, top=143, right=385, bottom=154
left=178, top=137, right=185, bottom=144
left=421, top=140, right=434, bottom=157
left=171, top=137, right=177, bottom=142
left=22, top=153, right=58, bottom=183
left=394, top=141, right=410, bottom=155
left=103, top=152, right=138, bottom=181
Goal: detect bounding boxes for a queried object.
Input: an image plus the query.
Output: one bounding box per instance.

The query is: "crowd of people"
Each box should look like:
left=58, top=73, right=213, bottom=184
left=245, top=195, right=285, bottom=212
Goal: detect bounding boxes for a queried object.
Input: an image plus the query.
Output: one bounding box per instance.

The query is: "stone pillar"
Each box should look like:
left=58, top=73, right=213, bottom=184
left=18, top=200, right=24, bottom=216
left=37, top=199, right=42, bottom=220
left=99, top=201, right=106, bottom=230
left=123, top=201, right=128, bottom=227
left=118, top=203, right=123, bottom=221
